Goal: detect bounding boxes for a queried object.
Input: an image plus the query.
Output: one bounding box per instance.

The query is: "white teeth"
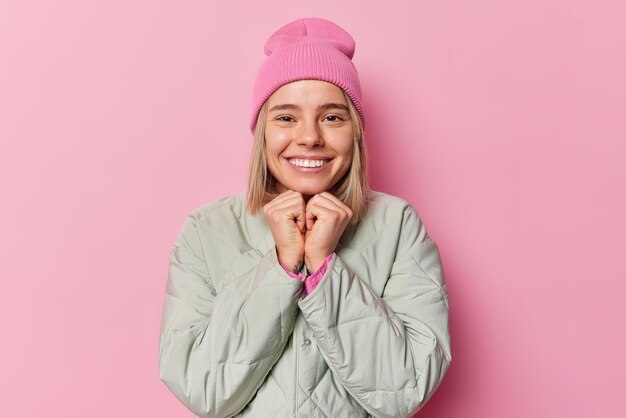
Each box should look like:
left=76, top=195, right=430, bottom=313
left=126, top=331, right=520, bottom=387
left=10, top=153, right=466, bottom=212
left=288, top=158, right=328, bottom=168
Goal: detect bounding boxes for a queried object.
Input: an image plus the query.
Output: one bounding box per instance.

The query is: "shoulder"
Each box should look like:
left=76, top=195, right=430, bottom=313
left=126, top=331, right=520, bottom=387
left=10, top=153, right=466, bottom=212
left=352, top=190, right=429, bottom=244
left=176, top=192, right=251, bottom=244
left=365, top=190, right=423, bottom=223
left=367, top=190, right=413, bottom=210
left=187, top=192, right=248, bottom=224
left=182, top=192, right=269, bottom=250
left=174, top=194, right=245, bottom=232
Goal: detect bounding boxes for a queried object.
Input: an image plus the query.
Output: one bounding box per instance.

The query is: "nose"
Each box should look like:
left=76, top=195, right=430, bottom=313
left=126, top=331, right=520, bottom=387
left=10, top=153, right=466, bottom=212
left=296, top=118, right=324, bottom=147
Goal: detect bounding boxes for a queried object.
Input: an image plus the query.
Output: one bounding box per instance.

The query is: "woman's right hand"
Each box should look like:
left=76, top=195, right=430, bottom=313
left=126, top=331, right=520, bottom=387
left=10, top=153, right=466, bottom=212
left=263, top=190, right=306, bottom=273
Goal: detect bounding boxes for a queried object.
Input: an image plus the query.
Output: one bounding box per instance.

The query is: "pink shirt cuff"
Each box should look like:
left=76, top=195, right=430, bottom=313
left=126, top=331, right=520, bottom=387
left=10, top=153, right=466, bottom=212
left=303, top=253, right=332, bottom=294
left=279, top=253, right=334, bottom=294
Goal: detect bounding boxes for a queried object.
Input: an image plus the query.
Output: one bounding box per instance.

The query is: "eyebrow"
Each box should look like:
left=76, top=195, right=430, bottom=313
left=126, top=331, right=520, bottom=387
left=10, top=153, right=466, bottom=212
left=268, top=103, right=350, bottom=113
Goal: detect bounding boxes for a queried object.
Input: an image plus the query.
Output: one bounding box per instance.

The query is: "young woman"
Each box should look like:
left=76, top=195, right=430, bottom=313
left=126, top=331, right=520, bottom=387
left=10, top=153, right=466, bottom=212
left=159, top=17, right=451, bottom=418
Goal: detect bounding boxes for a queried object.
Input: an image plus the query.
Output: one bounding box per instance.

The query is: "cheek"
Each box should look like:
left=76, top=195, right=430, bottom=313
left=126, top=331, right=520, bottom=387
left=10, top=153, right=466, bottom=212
left=330, top=135, right=354, bottom=159
left=264, top=129, right=291, bottom=156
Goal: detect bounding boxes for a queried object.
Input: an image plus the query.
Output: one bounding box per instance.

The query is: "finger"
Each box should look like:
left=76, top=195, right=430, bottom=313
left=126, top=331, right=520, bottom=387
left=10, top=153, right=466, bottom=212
left=263, top=192, right=288, bottom=215
left=265, top=190, right=301, bottom=210
left=305, top=198, right=318, bottom=230
left=318, top=192, right=352, bottom=214
left=295, top=216, right=305, bottom=233
left=307, top=193, right=349, bottom=220
left=269, top=193, right=306, bottom=232
left=281, top=201, right=306, bottom=228
left=293, top=197, right=306, bottom=233
left=265, top=192, right=304, bottom=215
left=305, top=202, right=331, bottom=227
left=306, top=195, right=331, bottom=223
left=317, top=192, right=353, bottom=219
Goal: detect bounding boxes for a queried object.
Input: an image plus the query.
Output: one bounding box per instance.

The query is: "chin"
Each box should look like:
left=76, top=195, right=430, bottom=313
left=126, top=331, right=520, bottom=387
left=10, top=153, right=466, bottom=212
left=290, top=184, right=328, bottom=196
left=295, top=189, right=325, bottom=197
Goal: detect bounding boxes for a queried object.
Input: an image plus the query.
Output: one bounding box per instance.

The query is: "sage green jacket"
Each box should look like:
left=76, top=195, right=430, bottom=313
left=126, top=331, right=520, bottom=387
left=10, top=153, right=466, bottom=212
left=158, top=191, right=451, bottom=418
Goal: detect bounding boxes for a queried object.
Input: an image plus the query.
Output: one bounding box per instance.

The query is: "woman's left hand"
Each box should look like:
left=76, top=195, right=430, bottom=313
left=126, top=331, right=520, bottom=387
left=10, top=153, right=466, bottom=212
left=304, top=192, right=353, bottom=272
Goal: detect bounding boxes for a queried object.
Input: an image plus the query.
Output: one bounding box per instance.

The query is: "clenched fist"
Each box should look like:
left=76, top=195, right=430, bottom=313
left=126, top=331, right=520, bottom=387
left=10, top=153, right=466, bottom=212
left=304, top=192, right=353, bottom=272
left=263, top=190, right=353, bottom=275
left=263, top=190, right=306, bottom=273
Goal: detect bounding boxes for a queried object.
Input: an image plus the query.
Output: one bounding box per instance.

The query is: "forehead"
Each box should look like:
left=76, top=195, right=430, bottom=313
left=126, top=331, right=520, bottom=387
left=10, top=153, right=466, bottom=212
left=266, top=80, right=347, bottom=107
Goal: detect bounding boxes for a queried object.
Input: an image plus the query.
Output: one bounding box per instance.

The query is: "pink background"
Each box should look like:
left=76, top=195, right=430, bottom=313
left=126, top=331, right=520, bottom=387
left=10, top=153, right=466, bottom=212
left=1, top=1, right=624, bottom=417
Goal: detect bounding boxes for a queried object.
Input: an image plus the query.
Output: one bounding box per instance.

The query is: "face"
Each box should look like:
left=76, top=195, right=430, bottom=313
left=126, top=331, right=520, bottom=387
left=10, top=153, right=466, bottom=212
left=264, top=80, right=354, bottom=198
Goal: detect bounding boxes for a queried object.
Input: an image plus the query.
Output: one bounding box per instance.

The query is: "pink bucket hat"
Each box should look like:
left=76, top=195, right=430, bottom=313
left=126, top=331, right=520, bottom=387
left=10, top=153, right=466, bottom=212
left=249, top=17, right=365, bottom=133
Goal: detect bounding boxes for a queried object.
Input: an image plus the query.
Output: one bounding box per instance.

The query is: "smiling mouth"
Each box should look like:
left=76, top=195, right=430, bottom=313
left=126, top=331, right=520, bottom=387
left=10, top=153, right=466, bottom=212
left=287, top=158, right=331, bottom=168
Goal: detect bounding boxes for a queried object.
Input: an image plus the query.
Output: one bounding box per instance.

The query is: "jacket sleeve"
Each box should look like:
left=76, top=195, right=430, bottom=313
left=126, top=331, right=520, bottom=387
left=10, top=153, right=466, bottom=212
left=158, top=213, right=303, bottom=418
left=297, top=203, right=451, bottom=418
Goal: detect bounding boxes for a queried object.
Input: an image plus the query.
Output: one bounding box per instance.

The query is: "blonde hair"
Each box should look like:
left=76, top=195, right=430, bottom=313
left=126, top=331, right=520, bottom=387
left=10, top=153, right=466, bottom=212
left=246, top=90, right=370, bottom=224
